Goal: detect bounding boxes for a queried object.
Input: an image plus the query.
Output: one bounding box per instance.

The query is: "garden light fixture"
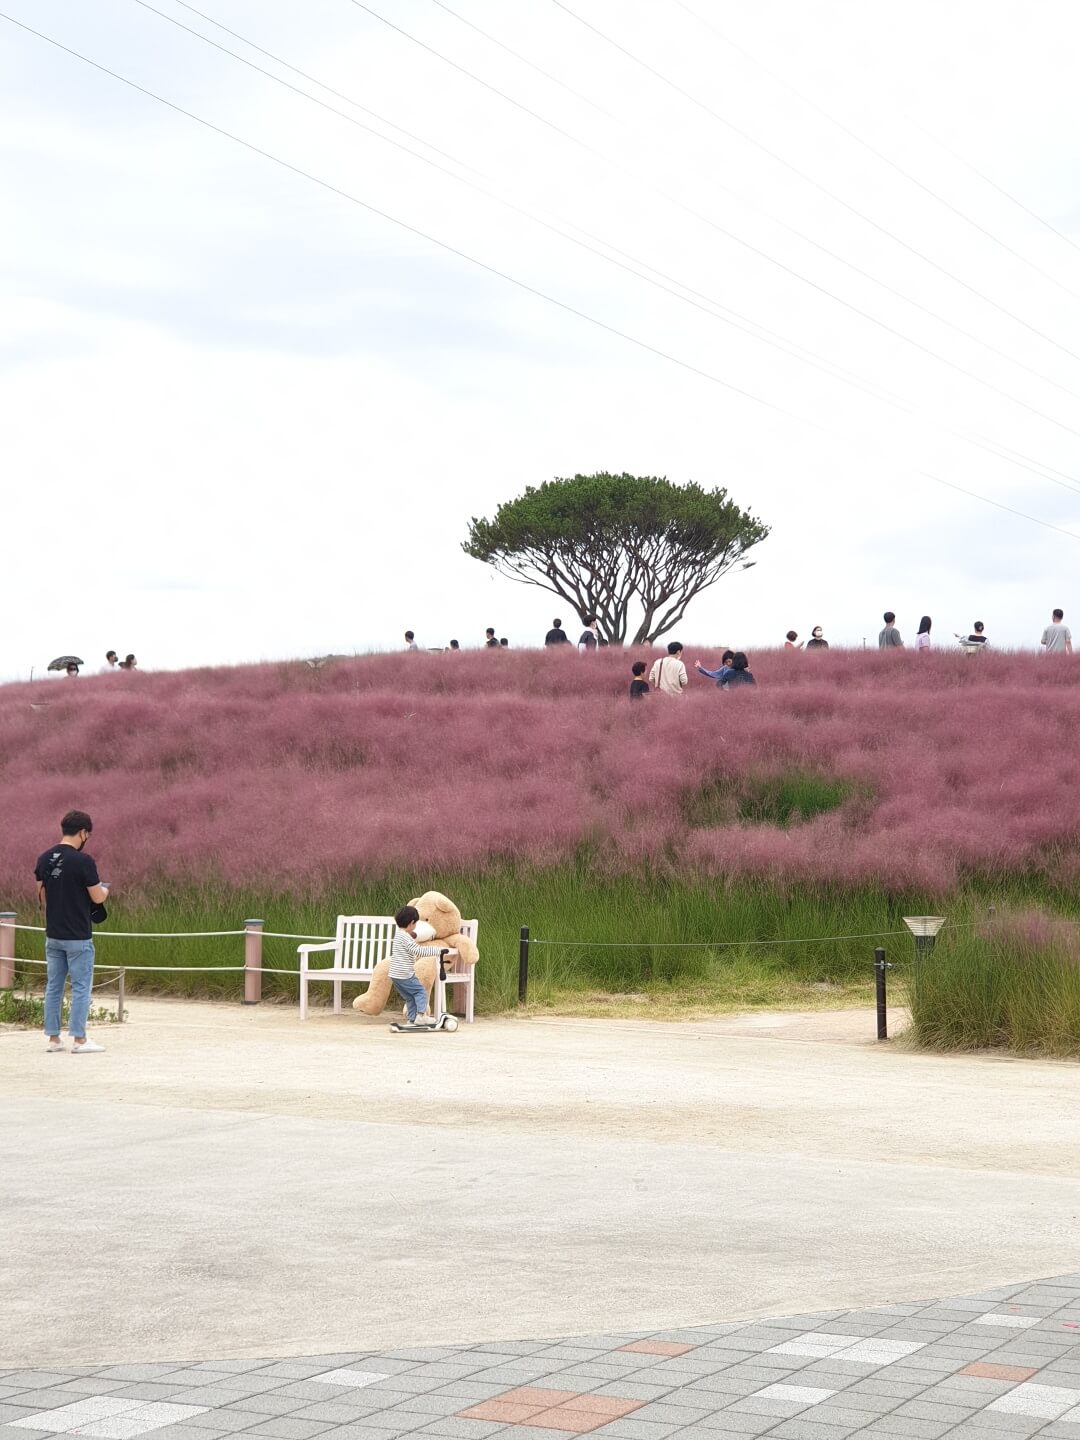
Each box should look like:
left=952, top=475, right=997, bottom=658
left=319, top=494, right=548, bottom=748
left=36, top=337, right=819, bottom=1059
left=903, top=914, right=946, bottom=960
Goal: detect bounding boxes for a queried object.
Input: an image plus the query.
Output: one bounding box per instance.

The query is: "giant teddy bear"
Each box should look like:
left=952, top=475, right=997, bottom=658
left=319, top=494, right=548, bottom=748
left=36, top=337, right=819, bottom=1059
left=352, top=890, right=479, bottom=1016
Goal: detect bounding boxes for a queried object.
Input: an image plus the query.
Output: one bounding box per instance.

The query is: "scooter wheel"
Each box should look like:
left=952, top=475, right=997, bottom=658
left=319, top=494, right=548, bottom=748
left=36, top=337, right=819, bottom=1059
left=440, top=1015, right=459, bottom=1031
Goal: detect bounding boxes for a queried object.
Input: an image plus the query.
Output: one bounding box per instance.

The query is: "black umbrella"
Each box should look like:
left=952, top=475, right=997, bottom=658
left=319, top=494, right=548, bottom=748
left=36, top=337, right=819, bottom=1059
left=47, top=655, right=84, bottom=671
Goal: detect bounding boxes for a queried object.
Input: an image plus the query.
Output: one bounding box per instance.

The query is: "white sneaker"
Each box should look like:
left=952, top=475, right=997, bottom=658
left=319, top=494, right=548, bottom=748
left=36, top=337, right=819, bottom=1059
left=71, top=1039, right=105, bottom=1053
left=46, top=1040, right=66, bottom=1053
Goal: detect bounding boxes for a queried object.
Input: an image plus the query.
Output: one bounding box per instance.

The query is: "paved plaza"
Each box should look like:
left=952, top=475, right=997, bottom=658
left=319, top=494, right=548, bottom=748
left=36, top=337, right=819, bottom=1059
left=5, top=1276, right=1080, bottom=1440
left=4, top=1002, right=1080, bottom=1440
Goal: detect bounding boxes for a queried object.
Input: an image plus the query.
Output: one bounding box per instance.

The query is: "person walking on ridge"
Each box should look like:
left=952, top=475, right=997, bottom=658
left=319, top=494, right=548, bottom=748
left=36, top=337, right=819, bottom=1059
left=784, top=631, right=802, bottom=649
left=404, top=631, right=418, bottom=650
left=1041, top=609, right=1072, bottom=654
left=805, top=626, right=829, bottom=650
left=879, top=612, right=903, bottom=648
left=545, top=618, right=571, bottom=645
left=484, top=627, right=499, bottom=648
left=914, top=616, right=932, bottom=652
left=35, top=810, right=111, bottom=1053
left=649, top=641, right=688, bottom=696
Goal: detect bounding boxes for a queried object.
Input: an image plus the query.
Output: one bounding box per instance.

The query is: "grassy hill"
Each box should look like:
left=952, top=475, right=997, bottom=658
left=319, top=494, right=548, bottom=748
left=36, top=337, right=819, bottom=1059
left=4, top=646, right=1080, bottom=1039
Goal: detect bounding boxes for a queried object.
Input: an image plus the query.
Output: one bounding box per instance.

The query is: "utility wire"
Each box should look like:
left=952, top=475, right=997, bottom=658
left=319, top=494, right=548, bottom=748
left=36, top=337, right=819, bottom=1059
left=425, top=0, right=624, bottom=128
left=129, top=0, right=1080, bottom=490
left=549, top=0, right=1080, bottom=368
left=5, top=11, right=1078, bottom=544
left=671, top=0, right=1080, bottom=305
left=912, top=120, right=1080, bottom=262
left=336, top=0, right=1080, bottom=432
left=167, top=0, right=483, bottom=175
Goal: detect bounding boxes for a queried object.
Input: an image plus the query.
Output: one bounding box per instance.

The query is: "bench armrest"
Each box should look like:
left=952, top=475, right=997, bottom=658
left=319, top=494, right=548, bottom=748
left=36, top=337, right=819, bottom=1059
left=298, top=941, right=338, bottom=967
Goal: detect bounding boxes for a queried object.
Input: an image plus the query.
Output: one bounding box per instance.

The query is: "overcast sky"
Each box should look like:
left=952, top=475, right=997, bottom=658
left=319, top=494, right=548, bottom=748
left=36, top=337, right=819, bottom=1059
left=3, top=0, right=1080, bottom=676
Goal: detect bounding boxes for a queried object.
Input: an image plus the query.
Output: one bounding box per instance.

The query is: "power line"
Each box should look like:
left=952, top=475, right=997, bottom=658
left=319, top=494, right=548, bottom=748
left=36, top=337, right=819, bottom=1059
left=130, top=0, right=1080, bottom=486
left=425, top=0, right=624, bottom=129
left=336, top=0, right=1080, bottom=432
left=4, top=10, right=1078, bottom=546
left=549, top=0, right=1080, bottom=369
left=913, top=120, right=1080, bottom=262
left=166, top=0, right=483, bottom=176
left=671, top=0, right=1080, bottom=306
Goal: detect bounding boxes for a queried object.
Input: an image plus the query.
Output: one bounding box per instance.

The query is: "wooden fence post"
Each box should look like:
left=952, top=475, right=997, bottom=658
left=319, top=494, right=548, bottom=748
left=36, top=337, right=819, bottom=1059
left=244, top=919, right=263, bottom=1004
left=0, top=911, right=14, bottom=990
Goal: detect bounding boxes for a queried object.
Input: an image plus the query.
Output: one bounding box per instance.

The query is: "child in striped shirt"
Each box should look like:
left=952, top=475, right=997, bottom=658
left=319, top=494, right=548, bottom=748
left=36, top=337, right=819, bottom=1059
left=389, top=905, right=446, bottom=1028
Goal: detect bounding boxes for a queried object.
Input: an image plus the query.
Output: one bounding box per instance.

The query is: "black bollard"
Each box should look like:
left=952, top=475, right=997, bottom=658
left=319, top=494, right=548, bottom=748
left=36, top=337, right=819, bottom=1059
left=518, top=926, right=530, bottom=1004
left=875, top=946, right=888, bottom=1041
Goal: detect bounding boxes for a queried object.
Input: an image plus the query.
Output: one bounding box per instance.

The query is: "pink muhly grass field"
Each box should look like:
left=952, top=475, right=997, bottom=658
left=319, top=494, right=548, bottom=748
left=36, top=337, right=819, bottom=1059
left=1, top=645, right=1078, bottom=900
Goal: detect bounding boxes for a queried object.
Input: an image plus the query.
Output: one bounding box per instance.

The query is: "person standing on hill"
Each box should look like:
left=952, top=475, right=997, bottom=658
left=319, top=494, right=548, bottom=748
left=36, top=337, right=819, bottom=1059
left=35, top=810, right=111, bottom=1053
left=879, top=612, right=903, bottom=648
left=545, top=618, right=570, bottom=646
left=914, top=616, right=932, bottom=652
left=484, top=627, right=499, bottom=648
left=694, top=649, right=735, bottom=686
left=103, top=650, right=119, bottom=671
left=649, top=641, right=688, bottom=696
left=955, top=621, right=988, bottom=649
left=629, top=660, right=650, bottom=699
left=784, top=631, right=802, bottom=649
left=578, top=615, right=600, bottom=652
left=404, top=631, right=418, bottom=651
left=805, top=626, right=829, bottom=650
left=721, top=652, right=756, bottom=688
left=1041, top=609, right=1072, bottom=654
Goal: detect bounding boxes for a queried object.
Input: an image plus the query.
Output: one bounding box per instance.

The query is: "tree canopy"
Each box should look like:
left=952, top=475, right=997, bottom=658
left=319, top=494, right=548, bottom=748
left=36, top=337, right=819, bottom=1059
left=463, top=472, right=769, bottom=644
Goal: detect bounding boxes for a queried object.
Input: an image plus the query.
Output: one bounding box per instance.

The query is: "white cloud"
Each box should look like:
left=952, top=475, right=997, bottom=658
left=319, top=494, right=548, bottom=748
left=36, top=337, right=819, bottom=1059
left=2, top=0, right=1080, bottom=677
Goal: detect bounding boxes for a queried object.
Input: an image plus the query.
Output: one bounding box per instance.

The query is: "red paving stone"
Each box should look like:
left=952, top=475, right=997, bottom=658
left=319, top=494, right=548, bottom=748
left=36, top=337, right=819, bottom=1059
left=527, top=1409, right=613, bottom=1432
left=619, top=1340, right=695, bottom=1357
left=564, top=1396, right=642, bottom=1417
left=459, top=1400, right=550, bottom=1423
left=958, top=1362, right=1041, bottom=1382
left=500, top=1388, right=586, bottom=1407
left=459, top=1387, right=644, bottom=1431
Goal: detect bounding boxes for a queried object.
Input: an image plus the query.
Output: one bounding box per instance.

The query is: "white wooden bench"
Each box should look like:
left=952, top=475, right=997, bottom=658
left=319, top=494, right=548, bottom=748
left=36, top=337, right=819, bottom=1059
left=297, top=915, right=478, bottom=1021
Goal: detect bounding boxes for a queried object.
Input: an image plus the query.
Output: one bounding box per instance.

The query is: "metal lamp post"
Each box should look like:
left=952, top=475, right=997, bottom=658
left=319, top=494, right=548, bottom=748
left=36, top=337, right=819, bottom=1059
left=903, top=914, right=946, bottom=961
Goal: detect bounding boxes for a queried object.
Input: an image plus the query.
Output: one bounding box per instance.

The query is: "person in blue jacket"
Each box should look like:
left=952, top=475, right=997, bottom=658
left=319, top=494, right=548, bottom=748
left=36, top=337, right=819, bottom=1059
left=694, top=649, right=734, bottom=686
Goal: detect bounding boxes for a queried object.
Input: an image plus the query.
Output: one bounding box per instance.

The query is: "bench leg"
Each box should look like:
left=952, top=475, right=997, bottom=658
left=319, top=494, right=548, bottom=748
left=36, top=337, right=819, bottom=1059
left=333, top=977, right=342, bottom=1014
left=300, top=971, right=308, bottom=1021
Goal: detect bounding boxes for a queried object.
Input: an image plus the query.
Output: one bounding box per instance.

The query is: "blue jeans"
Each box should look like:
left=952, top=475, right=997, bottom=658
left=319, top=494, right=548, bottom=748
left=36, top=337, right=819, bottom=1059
left=44, top=938, right=95, bottom=1039
left=391, top=974, right=429, bottom=1022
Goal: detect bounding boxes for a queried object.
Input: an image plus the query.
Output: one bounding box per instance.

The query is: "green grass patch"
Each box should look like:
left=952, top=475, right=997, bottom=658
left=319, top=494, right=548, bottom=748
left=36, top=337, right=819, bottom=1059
left=685, top=770, right=862, bottom=828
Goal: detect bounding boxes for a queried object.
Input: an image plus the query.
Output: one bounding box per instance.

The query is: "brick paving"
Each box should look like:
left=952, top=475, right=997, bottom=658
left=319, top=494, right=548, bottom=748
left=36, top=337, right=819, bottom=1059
left=4, top=1276, right=1080, bottom=1440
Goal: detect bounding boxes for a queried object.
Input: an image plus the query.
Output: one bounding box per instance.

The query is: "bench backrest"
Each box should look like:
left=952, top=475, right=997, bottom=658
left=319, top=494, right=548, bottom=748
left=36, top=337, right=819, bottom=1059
left=334, top=915, right=397, bottom=974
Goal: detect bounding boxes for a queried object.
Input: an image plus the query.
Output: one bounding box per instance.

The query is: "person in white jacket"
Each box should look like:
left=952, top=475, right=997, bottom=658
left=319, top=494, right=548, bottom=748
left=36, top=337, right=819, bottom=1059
left=649, top=641, right=688, bottom=696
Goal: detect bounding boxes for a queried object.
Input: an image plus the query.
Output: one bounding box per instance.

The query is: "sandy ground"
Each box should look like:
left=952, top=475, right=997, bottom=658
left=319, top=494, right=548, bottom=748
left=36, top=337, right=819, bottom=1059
left=2, top=1000, right=1079, bottom=1367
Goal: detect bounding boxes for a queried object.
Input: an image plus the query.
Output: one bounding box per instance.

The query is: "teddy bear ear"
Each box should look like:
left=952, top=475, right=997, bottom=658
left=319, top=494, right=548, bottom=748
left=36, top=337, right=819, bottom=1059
left=433, top=894, right=454, bottom=913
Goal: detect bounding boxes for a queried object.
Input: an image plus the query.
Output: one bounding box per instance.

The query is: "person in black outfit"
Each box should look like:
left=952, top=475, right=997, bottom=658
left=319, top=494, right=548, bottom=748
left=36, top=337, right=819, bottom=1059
left=484, top=628, right=499, bottom=648
left=804, top=626, right=829, bottom=650
left=722, top=652, right=756, bottom=687
left=544, top=619, right=570, bottom=646
left=35, top=810, right=111, bottom=1053
left=629, top=660, right=650, bottom=699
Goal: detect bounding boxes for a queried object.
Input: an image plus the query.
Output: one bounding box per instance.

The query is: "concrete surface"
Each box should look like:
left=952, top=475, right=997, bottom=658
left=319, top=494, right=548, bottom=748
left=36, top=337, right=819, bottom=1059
left=5, top=1274, right=1080, bottom=1440
left=2, top=1001, right=1079, bottom=1368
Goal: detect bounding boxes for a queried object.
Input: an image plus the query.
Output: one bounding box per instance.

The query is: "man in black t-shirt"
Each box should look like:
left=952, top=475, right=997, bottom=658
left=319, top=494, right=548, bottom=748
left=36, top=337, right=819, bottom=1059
left=34, top=809, right=111, bottom=1053
left=544, top=618, right=570, bottom=646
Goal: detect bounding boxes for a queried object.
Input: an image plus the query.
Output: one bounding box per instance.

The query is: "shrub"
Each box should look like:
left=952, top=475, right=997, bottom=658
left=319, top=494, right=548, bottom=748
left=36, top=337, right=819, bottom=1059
left=903, top=908, right=1080, bottom=1055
